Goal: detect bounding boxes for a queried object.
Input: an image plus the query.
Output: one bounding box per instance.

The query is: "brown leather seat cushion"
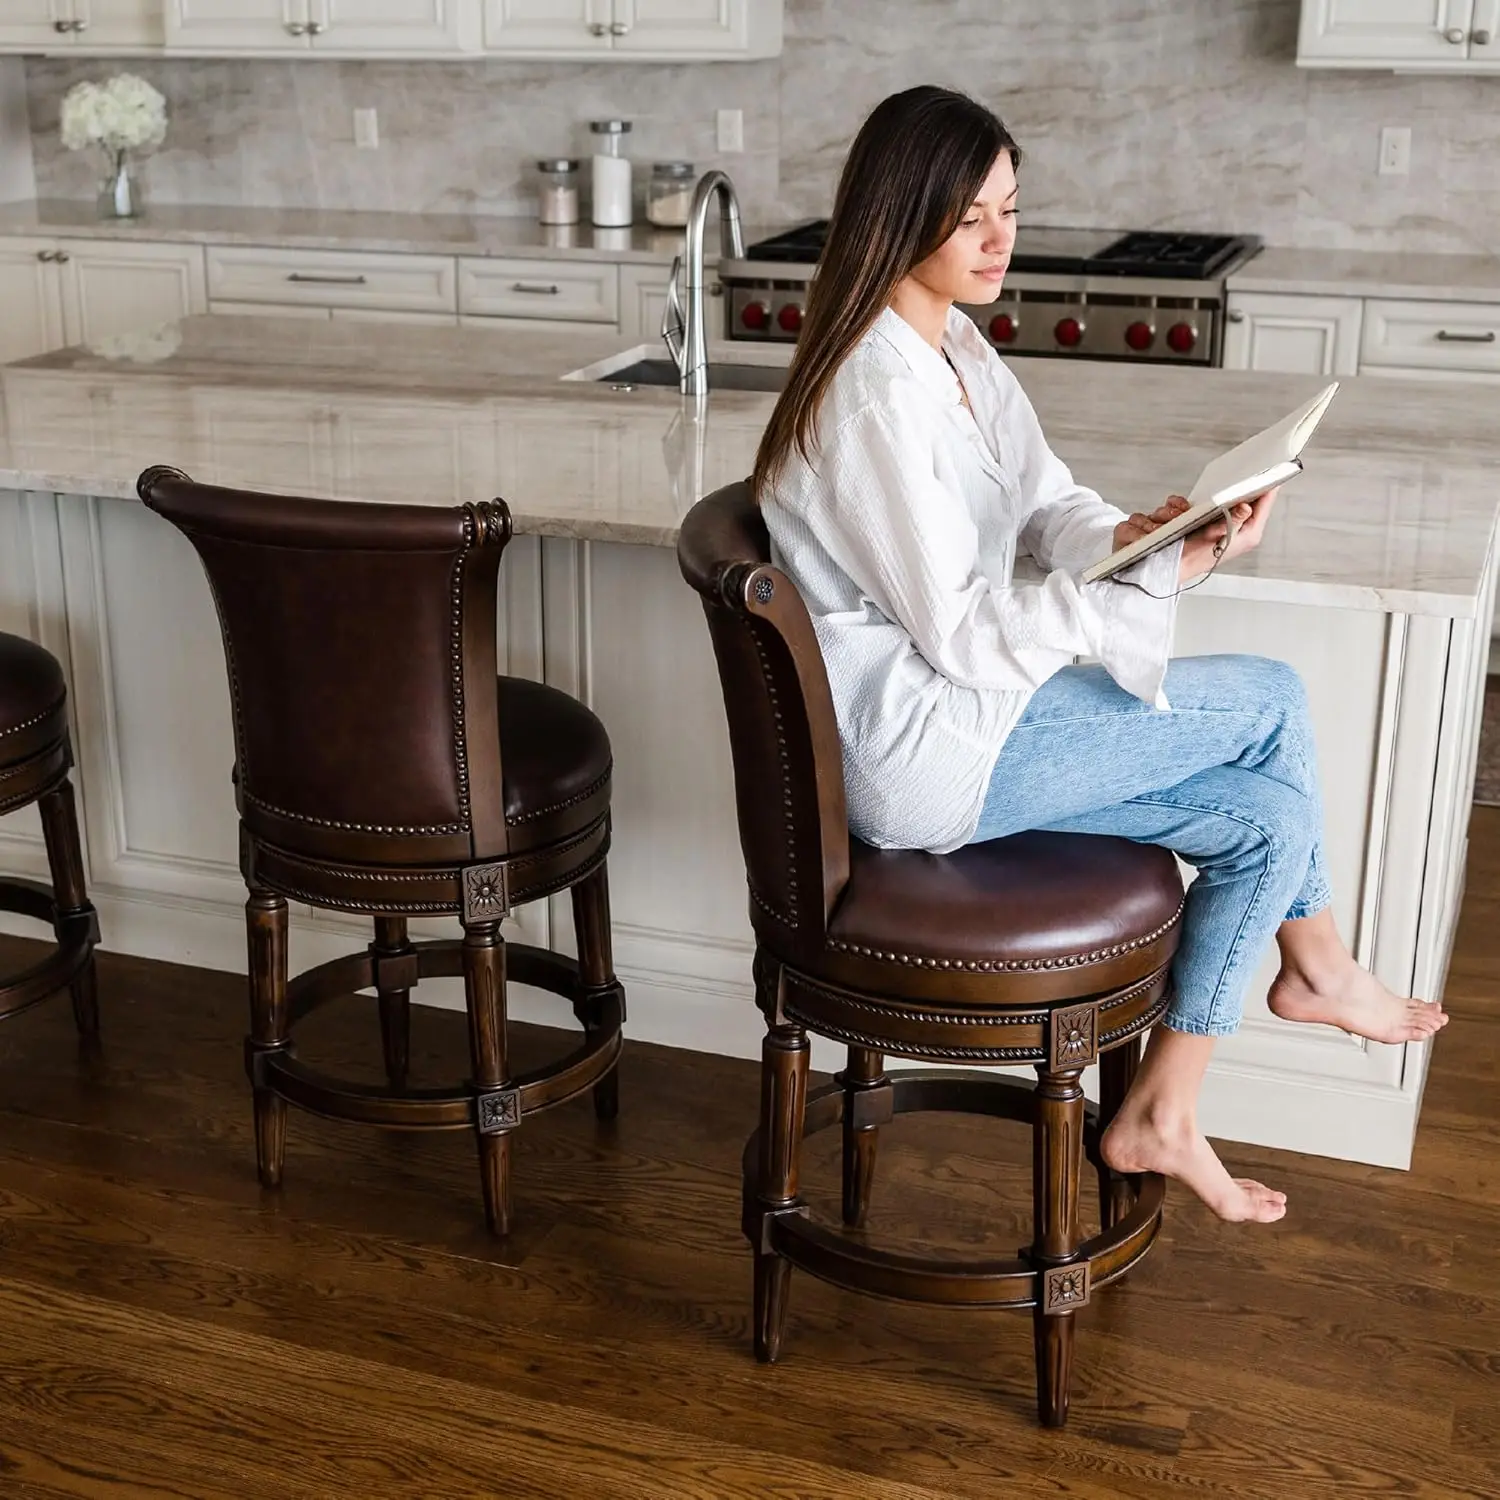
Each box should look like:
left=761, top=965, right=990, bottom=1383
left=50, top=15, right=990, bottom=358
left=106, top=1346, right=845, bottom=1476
left=0, top=632, right=67, bottom=768
left=498, top=675, right=612, bottom=854
left=821, top=831, right=1183, bottom=994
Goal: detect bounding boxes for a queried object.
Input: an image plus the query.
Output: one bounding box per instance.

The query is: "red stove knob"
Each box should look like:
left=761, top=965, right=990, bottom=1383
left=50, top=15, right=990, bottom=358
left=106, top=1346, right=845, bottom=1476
left=1054, top=315, right=1085, bottom=348
left=989, top=311, right=1018, bottom=343
left=1125, top=320, right=1155, bottom=351
left=1166, top=321, right=1197, bottom=355
left=777, top=303, right=804, bottom=334
left=741, top=300, right=770, bottom=332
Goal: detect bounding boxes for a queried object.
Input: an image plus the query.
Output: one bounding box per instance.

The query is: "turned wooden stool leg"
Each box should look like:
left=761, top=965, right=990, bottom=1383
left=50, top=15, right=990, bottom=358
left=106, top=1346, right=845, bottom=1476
left=37, top=777, right=98, bottom=1044
left=464, top=921, right=513, bottom=1237
left=1031, top=1062, right=1087, bottom=1428
left=1097, top=1036, right=1141, bottom=1232
left=372, top=915, right=413, bottom=1089
left=246, top=890, right=289, bottom=1188
left=752, top=1018, right=809, bottom=1363
left=570, top=862, right=621, bottom=1123
left=838, top=1045, right=887, bottom=1228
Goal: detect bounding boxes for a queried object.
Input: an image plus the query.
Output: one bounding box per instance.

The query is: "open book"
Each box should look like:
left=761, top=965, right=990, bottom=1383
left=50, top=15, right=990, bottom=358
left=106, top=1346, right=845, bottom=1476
left=1081, top=381, right=1340, bottom=585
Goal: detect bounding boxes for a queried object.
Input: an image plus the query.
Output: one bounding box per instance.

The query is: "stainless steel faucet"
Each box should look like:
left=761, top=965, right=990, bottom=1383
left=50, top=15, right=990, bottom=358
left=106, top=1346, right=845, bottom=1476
left=662, top=169, right=745, bottom=397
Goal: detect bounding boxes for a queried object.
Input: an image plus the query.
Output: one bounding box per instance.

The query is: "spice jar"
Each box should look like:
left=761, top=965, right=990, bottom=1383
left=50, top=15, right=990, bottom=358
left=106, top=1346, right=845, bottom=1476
left=536, top=159, right=580, bottom=225
left=589, top=119, right=633, bottom=228
left=646, top=162, right=695, bottom=228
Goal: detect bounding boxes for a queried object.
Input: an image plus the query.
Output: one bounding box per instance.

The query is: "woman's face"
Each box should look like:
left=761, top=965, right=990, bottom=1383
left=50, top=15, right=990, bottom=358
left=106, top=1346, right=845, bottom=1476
left=905, top=152, right=1019, bottom=306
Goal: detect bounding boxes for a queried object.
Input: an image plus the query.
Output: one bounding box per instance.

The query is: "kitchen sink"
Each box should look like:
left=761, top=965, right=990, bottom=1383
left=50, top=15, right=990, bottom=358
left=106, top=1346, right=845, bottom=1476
left=591, top=358, right=788, bottom=393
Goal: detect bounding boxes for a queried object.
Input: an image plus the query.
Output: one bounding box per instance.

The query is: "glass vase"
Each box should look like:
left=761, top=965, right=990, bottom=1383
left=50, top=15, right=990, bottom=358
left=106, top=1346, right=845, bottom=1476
left=98, top=151, right=140, bottom=220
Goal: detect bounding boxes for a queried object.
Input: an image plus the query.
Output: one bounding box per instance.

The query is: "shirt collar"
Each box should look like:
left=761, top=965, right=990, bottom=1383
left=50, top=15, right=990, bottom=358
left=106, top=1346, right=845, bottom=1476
left=870, top=304, right=988, bottom=406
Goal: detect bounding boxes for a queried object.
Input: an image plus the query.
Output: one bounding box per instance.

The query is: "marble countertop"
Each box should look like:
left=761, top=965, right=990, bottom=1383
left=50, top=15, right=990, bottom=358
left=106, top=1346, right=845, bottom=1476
left=1, top=313, right=1496, bottom=618
left=0, top=198, right=738, bottom=265
left=1228, top=246, right=1500, bottom=303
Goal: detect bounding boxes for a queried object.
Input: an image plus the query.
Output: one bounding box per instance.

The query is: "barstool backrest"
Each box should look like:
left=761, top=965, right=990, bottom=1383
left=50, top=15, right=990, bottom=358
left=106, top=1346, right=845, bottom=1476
left=677, top=480, right=850, bottom=965
left=137, top=466, right=512, bottom=868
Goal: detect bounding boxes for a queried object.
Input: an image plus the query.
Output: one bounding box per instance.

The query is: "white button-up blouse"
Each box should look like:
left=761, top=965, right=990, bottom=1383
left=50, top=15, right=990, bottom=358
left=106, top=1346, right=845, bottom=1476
left=761, top=305, right=1182, bottom=854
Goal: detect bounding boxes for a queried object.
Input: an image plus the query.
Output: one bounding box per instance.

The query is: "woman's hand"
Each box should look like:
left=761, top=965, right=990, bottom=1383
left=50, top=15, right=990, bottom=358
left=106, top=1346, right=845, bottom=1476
left=1110, top=488, right=1282, bottom=586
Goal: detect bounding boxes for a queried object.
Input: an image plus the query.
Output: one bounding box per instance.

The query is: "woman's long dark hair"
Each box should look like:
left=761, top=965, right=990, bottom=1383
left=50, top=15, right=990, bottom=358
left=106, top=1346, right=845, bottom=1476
left=752, top=87, right=1021, bottom=501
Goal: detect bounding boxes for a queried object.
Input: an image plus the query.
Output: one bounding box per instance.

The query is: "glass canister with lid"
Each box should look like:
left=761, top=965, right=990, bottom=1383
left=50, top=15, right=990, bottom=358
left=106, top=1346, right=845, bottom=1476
left=536, top=159, right=581, bottom=225
left=646, top=162, right=696, bottom=228
left=589, top=119, right=634, bottom=228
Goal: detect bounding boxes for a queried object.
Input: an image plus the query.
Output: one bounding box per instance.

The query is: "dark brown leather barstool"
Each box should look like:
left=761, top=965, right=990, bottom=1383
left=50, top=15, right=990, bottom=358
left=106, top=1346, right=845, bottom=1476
left=138, top=466, right=623, bottom=1238
left=0, top=633, right=99, bottom=1042
left=678, top=481, right=1185, bottom=1427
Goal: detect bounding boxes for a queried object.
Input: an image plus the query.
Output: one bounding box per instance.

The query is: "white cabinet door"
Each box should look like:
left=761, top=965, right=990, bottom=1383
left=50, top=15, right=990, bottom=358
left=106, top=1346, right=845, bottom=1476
left=1298, top=0, right=1476, bottom=63
left=166, top=0, right=312, bottom=51
left=1222, top=292, right=1363, bottom=376
left=59, top=240, right=208, bottom=346
left=611, top=0, right=744, bottom=53
left=0, top=239, right=68, bottom=365
left=619, top=262, right=671, bottom=342
left=483, top=0, right=609, bottom=52
left=0, top=1, right=66, bottom=51
left=68, top=0, right=165, bottom=47
left=316, top=0, right=474, bottom=52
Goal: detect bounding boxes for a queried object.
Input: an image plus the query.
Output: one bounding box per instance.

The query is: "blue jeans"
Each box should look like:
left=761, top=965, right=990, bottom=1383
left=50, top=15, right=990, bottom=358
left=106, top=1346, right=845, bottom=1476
left=969, top=654, right=1331, bottom=1037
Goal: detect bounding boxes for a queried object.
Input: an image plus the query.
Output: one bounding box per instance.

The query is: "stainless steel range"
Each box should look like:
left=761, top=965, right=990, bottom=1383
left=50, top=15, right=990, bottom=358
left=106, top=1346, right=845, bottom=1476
left=717, top=223, right=1263, bottom=367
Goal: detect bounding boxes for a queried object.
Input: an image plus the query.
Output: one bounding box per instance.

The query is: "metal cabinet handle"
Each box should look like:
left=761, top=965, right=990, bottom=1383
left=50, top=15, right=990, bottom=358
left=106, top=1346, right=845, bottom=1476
left=307, top=20, right=325, bottom=33
left=54, top=251, right=70, bottom=263
left=287, top=272, right=368, bottom=285
left=1445, top=25, right=1467, bottom=42
left=510, top=282, right=561, bottom=295
left=1474, top=28, right=1493, bottom=44
left=36, top=249, right=54, bottom=262
left=286, top=20, right=308, bottom=34
left=54, top=18, right=71, bottom=31
left=588, top=21, right=607, bottom=35
left=1435, top=329, right=1496, bottom=343
left=1226, top=309, right=1246, bottom=323
left=70, top=17, right=86, bottom=29
left=610, top=20, right=629, bottom=33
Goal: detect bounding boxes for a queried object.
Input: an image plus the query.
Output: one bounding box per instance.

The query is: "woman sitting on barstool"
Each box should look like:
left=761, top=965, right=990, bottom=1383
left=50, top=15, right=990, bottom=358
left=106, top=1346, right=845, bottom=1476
left=753, top=84, right=1447, bottom=1224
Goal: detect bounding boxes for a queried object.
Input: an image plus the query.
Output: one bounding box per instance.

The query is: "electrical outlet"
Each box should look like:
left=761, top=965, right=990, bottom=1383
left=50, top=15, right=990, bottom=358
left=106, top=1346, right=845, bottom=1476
left=1378, top=125, right=1410, bottom=176
left=354, top=107, right=379, bottom=151
left=716, top=108, right=744, bottom=154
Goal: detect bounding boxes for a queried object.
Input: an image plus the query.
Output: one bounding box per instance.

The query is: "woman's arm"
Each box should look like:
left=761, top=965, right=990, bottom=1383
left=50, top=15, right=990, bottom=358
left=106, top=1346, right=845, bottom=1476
left=803, top=393, right=1178, bottom=705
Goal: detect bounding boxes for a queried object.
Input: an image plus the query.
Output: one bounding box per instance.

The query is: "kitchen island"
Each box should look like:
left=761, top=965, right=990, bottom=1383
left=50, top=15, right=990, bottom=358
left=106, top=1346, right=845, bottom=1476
left=1, top=313, right=1495, bottom=1170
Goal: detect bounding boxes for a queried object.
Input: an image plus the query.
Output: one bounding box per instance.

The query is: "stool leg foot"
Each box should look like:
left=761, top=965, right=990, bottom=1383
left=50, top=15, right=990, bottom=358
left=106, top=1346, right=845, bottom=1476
left=1097, top=1037, right=1141, bottom=1232
left=571, top=862, right=622, bottom=1124
left=372, top=916, right=412, bottom=1090
left=753, top=1252, right=792, bottom=1363
left=464, top=920, right=514, bottom=1238
left=838, top=1046, right=886, bottom=1229
left=254, top=1093, right=287, bottom=1189
left=477, top=1131, right=514, bottom=1239
left=1033, top=1306, right=1076, bottom=1428
left=38, top=778, right=99, bottom=1045
left=246, top=890, right=289, bottom=1189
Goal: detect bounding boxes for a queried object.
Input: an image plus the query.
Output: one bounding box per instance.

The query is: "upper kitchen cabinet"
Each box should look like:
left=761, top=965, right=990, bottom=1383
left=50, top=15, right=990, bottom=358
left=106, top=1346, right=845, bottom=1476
left=1298, top=0, right=1500, bottom=69
left=0, top=0, right=161, bottom=52
left=484, top=0, right=782, bottom=58
left=166, top=0, right=480, bottom=55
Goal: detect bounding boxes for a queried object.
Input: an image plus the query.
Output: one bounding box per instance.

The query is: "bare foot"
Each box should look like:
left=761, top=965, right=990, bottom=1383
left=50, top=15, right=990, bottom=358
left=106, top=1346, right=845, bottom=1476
left=1102, top=1111, right=1286, bottom=1224
left=1268, top=959, right=1448, bottom=1044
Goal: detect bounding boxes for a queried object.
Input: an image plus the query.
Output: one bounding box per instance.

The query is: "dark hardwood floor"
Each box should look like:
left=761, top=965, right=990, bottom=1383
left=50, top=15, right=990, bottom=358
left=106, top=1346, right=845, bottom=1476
left=1, top=817, right=1498, bottom=1498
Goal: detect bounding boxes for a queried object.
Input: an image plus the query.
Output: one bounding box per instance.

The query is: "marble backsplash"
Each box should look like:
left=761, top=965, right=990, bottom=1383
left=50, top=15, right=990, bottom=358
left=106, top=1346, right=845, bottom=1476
left=21, top=0, right=1500, bottom=254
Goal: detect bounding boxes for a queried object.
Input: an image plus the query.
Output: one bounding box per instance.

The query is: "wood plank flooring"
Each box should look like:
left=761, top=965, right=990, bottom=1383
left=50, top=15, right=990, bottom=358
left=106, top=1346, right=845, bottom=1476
left=1, top=814, right=1498, bottom=1497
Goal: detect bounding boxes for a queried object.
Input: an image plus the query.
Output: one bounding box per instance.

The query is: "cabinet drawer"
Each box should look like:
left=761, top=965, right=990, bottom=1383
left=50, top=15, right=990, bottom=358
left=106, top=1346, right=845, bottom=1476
left=1361, top=298, right=1500, bottom=375
left=457, top=257, right=619, bottom=323
left=206, top=247, right=457, bottom=314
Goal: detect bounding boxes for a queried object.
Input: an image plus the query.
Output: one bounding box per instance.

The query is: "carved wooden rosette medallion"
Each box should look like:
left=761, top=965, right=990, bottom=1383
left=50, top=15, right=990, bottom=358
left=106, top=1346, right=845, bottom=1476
left=1049, top=1002, right=1099, bottom=1070
left=462, top=861, right=510, bottom=923
left=1042, top=1261, right=1091, bottom=1314
left=476, top=1087, right=521, bottom=1135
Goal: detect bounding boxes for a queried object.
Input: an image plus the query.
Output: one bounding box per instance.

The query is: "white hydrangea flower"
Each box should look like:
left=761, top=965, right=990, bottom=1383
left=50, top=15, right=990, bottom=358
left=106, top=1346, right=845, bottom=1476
left=60, top=74, right=168, bottom=156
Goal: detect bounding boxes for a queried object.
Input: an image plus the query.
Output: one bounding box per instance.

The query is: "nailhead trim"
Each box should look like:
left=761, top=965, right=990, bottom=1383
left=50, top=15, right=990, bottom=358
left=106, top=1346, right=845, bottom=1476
left=508, top=761, right=613, bottom=824
left=825, top=897, right=1185, bottom=973
left=747, top=621, right=798, bottom=928
left=0, top=696, right=64, bottom=741
left=242, top=789, right=466, bottom=838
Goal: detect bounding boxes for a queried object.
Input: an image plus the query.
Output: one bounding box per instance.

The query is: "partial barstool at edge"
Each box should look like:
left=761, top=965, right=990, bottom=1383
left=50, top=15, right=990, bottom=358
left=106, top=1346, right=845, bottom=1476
left=678, top=481, right=1185, bottom=1427
left=137, top=467, right=624, bottom=1238
left=0, top=633, right=99, bottom=1044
